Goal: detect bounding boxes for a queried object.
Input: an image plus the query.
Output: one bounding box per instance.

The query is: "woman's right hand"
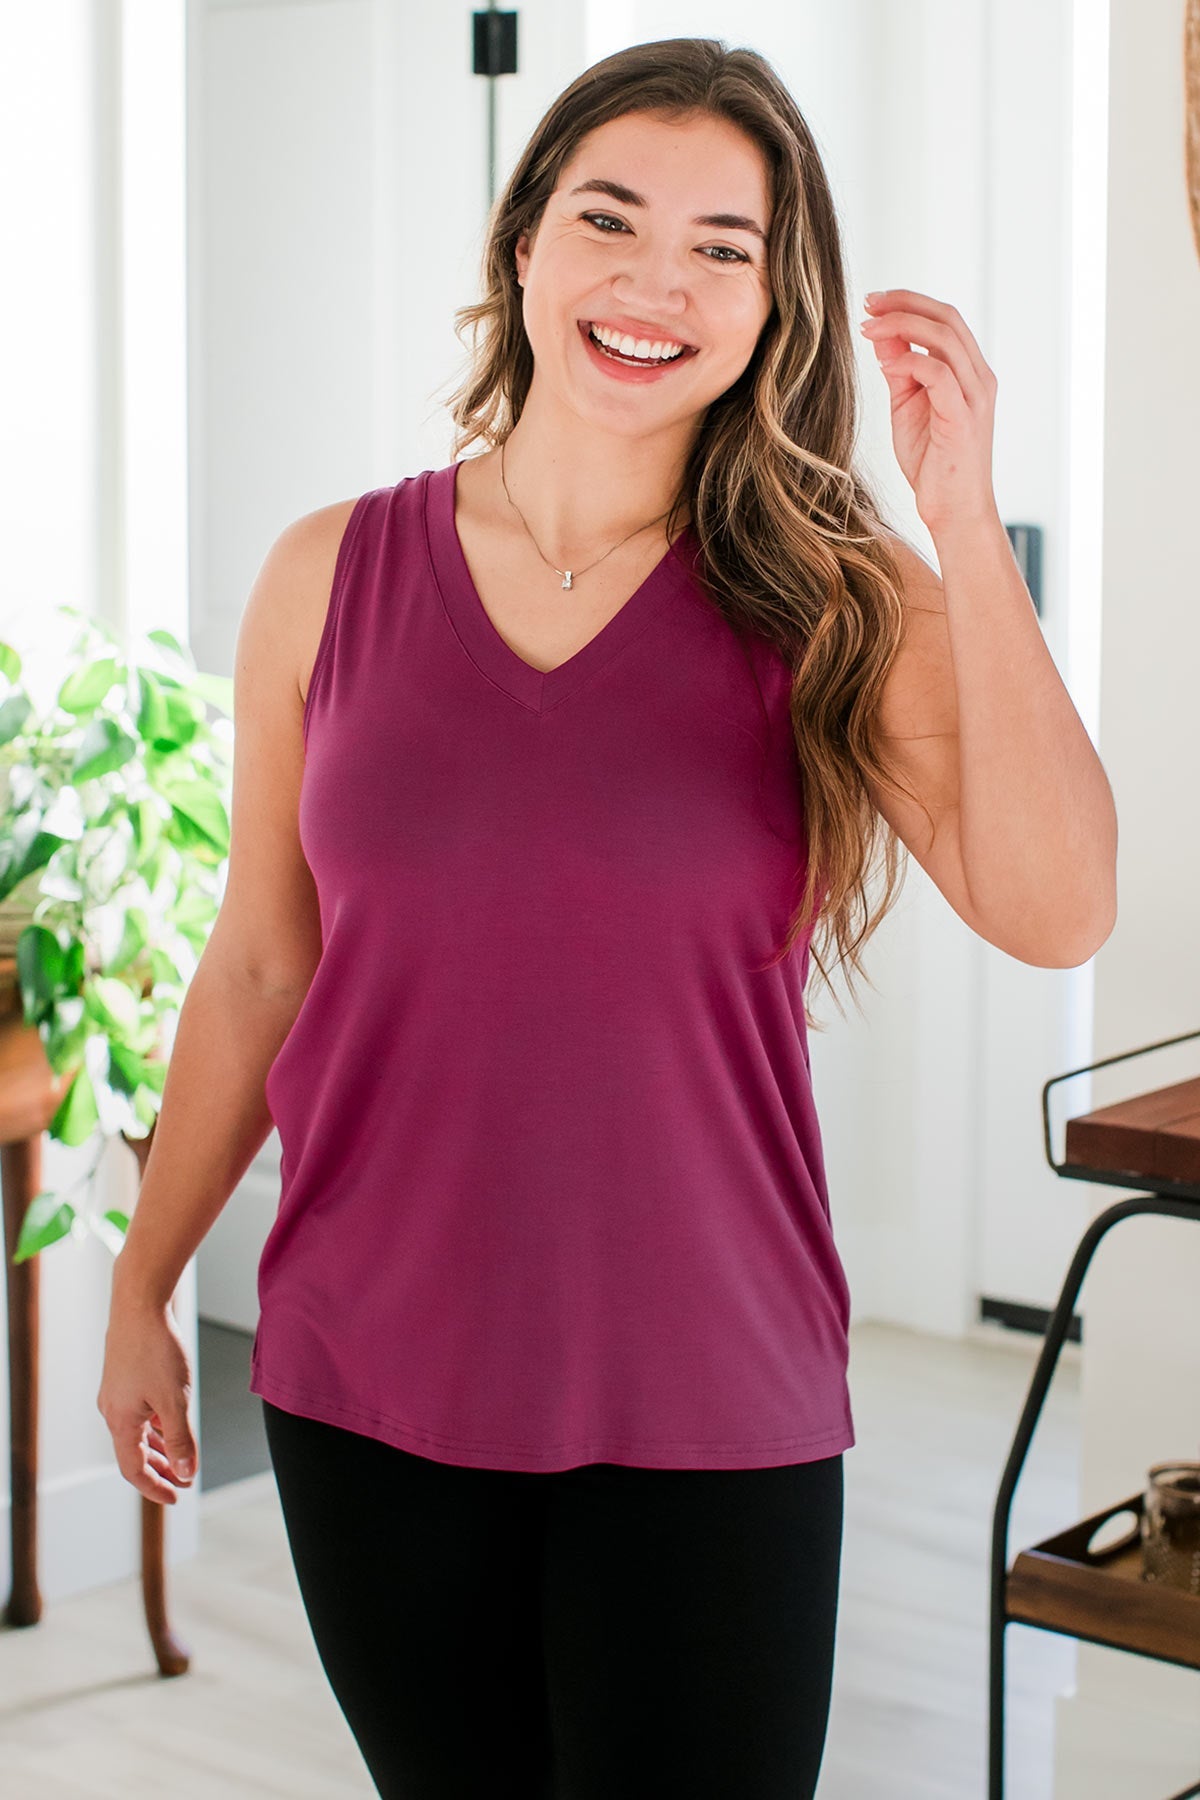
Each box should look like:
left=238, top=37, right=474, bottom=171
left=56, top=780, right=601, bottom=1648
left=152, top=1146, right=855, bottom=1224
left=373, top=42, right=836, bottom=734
left=97, top=1292, right=199, bottom=1505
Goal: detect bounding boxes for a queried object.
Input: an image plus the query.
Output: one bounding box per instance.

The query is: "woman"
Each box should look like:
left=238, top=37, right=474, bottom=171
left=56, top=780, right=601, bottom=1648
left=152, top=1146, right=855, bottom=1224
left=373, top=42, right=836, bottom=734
left=98, top=37, right=1117, bottom=1800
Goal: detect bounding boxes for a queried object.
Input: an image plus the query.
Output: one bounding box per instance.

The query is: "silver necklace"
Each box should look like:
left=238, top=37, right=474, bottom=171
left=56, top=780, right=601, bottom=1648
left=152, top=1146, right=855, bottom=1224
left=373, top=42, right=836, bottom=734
left=498, top=438, right=677, bottom=590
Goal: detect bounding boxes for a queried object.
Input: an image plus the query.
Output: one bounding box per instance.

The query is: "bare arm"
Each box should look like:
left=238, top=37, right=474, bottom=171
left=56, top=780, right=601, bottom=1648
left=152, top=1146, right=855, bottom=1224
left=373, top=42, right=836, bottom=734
left=108, top=502, right=339, bottom=1301
left=98, top=499, right=353, bottom=1500
left=865, top=530, right=1116, bottom=968
left=109, top=950, right=308, bottom=1311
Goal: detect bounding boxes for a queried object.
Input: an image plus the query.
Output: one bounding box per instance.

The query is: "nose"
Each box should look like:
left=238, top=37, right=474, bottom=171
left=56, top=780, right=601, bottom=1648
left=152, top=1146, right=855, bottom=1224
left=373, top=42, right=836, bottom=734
left=610, top=293, right=689, bottom=342
left=611, top=249, right=690, bottom=323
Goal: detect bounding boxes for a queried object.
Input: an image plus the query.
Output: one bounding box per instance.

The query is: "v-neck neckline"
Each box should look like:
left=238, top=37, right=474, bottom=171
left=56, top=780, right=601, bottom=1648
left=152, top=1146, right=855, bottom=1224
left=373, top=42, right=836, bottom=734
left=424, top=459, right=700, bottom=713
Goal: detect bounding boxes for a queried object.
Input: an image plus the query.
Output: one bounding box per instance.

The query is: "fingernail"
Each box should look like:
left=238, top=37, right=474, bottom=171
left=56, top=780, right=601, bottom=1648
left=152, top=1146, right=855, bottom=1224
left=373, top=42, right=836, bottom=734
left=177, top=1458, right=193, bottom=1478
left=865, top=291, right=882, bottom=305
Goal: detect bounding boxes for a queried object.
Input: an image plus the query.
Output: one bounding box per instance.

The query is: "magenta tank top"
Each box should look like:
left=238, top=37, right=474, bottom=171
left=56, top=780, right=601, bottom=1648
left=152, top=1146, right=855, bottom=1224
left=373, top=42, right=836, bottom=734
left=249, top=460, right=855, bottom=1471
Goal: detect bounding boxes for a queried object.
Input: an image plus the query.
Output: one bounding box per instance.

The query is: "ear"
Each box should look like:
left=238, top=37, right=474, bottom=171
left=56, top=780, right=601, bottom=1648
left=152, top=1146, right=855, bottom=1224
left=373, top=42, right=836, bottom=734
left=515, top=231, right=530, bottom=286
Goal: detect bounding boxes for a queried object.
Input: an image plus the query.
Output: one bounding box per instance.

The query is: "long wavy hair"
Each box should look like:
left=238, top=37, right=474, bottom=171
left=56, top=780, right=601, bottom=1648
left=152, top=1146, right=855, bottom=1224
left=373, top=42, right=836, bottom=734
left=440, top=38, right=927, bottom=1032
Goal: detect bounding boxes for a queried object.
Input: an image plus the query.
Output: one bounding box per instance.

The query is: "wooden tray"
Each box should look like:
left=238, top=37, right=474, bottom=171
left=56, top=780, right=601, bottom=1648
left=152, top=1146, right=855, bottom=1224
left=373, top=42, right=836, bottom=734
left=1064, top=1076, right=1200, bottom=1187
left=1007, top=1491, right=1200, bottom=1669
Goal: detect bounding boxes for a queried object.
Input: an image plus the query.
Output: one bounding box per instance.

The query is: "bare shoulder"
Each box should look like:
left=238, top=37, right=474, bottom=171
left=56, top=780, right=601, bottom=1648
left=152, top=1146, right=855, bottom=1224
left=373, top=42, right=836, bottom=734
left=268, top=497, right=363, bottom=707
left=210, top=495, right=361, bottom=989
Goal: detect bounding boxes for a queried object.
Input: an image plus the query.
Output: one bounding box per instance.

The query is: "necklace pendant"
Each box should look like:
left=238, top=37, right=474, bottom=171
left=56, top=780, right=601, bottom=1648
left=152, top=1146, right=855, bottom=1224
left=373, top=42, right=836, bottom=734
left=561, top=570, right=573, bottom=590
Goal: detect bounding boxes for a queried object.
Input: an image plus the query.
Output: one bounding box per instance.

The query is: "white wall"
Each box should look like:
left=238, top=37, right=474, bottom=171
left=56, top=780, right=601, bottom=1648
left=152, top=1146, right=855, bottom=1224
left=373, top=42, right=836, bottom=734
left=187, top=0, right=380, bottom=1328
left=1051, top=0, right=1200, bottom=1790
left=0, top=0, right=200, bottom=1607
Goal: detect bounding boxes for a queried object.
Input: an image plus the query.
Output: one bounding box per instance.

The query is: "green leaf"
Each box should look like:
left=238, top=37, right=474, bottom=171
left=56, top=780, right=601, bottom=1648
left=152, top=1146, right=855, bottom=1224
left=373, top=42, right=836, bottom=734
left=42, top=1002, right=90, bottom=1074
left=0, top=641, right=22, bottom=682
left=138, top=1057, right=167, bottom=1095
left=0, top=689, right=33, bottom=746
left=132, top=1085, right=160, bottom=1129
left=139, top=838, right=169, bottom=893
left=160, top=778, right=230, bottom=856
left=148, top=944, right=184, bottom=988
left=58, top=658, right=121, bottom=714
left=145, top=741, right=190, bottom=779
left=107, top=1038, right=153, bottom=1096
left=15, top=924, right=69, bottom=1023
left=134, top=667, right=170, bottom=744
left=171, top=884, right=216, bottom=930
left=62, top=936, right=86, bottom=991
left=102, top=904, right=149, bottom=976
left=0, top=829, right=68, bottom=904
left=164, top=812, right=222, bottom=867
left=85, top=1209, right=128, bottom=1255
left=13, top=1190, right=77, bottom=1262
left=187, top=670, right=234, bottom=716
left=38, top=867, right=84, bottom=903
left=90, top=1063, right=142, bottom=1132
left=130, top=796, right=163, bottom=858
left=84, top=975, right=141, bottom=1038
left=71, top=717, right=138, bottom=782
left=171, top=891, right=217, bottom=956
left=161, top=686, right=205, bottom=745
left=146, top=628, right=196, bottom=670
left=49, top=1063, right=100, bottom=1146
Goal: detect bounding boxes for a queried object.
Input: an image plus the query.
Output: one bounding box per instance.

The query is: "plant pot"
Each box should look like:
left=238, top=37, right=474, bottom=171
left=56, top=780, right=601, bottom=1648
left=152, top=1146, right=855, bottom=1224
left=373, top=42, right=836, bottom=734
left=0, top=959, right=73, bottom=1144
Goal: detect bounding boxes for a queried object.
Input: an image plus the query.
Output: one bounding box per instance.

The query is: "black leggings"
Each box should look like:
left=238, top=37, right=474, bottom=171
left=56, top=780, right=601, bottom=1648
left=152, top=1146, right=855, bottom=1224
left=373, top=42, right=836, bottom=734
left=262, top=1399, right=843, bottom=1799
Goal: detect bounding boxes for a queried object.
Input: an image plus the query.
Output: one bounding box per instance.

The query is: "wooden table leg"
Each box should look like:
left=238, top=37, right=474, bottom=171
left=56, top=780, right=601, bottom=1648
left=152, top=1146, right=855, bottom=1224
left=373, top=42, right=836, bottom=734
left=2, top=1133, right=41, bottom=1628
left=0, top=1105, right=191, bottom=1672
left=141, top=1490, right=190, bottom=1675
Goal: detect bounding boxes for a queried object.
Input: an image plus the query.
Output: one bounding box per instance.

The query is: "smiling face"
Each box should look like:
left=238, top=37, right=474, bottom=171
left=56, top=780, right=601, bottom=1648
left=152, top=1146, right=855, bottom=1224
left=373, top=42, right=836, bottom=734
left=513, top=109, right=775, bottom=437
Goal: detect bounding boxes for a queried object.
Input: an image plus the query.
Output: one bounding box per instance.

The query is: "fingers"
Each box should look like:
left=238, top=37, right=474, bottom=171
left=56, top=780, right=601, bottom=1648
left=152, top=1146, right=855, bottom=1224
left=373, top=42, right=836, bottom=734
left=105, top=1415, right=196, bottom=1506
left=149, top=1411, right=198, bottom=1479
left=862, top=291, right=994, bottom=395
left=861, top=311, right=983, bottom=401
left=121, top=1446, right=181, bottom=1505
left=96, top=1306, right=201, bottom=1506
left=146, top=1423, right=194, bottom=1484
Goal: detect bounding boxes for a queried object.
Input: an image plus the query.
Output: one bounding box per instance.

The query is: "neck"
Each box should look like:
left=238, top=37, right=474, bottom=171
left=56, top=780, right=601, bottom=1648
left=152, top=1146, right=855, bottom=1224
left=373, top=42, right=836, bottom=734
left=491, top=420, right=691, bottom=563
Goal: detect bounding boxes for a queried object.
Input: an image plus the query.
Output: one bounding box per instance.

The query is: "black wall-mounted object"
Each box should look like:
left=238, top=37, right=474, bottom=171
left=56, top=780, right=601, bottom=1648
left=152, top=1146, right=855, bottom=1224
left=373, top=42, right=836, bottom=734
left=473, top=10, right=519, bottom=207
left=1004, top=522, right=1043, bottom=617
left=979, top=1293, right=1082, bottom=1345
left=473, top=10, right=518, bottom=78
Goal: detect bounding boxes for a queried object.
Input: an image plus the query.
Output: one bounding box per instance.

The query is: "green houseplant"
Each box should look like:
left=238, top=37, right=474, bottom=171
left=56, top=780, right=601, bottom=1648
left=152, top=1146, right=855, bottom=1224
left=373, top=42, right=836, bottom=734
left=0, top=605, right=233, bottom=1264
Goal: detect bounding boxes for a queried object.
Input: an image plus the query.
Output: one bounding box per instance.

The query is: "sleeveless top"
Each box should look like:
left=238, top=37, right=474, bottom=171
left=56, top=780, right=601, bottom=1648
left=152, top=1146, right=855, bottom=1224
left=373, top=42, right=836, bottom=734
left=248, top=460, right=856, bottom=1472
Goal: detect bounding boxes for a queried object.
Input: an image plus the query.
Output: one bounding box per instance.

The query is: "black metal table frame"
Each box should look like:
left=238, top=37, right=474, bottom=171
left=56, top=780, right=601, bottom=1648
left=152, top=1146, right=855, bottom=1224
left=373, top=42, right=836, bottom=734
left=988, top=1027, right=1200, bottom=1800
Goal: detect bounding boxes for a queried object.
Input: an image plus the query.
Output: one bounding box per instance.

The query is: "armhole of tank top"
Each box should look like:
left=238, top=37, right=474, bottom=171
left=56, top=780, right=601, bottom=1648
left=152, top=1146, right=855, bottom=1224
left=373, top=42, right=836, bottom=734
left=301, top=488, right=376, bottom=748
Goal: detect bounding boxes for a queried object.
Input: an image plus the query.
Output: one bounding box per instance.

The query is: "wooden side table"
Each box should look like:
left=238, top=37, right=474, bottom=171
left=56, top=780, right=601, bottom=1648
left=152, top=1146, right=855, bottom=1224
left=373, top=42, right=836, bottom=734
left=0, top=955, right=189, bottom=1675
left=988, top=1027, right=1200, bottom=1800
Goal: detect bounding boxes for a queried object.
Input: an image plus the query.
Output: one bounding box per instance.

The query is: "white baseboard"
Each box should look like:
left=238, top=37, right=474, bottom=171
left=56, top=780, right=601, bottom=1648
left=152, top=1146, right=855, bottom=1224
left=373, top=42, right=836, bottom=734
left=0, top=1462, right=199, bottom=1609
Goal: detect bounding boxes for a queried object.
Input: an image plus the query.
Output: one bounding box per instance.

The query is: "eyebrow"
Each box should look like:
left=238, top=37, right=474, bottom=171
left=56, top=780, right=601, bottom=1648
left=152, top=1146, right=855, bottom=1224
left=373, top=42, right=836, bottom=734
left=566, top=178, right=767, bottom=244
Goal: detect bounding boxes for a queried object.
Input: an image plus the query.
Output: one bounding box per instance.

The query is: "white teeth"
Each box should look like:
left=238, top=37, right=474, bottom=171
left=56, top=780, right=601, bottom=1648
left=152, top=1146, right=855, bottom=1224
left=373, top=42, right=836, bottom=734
left=589, top=322, right=686, bottom=362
